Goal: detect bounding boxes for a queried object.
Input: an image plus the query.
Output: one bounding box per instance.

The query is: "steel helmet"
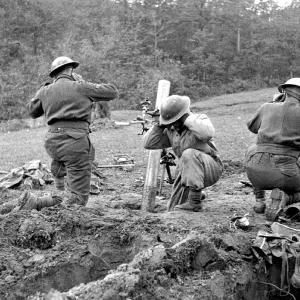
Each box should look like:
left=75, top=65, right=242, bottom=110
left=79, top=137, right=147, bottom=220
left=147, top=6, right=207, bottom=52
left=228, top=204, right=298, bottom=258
left=159, top=95, right=190, bottom=125
left=278, top=78, right=300, bottom=93
left=49, top=56, right=79, bottom=78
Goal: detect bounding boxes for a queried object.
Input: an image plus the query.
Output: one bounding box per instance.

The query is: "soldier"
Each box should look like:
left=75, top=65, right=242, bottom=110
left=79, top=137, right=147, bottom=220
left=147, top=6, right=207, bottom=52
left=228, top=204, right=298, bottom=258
left=245, top=78, right=300, bottom=221
left=142, top=95, right=223, bottom=211
left=19, top=56, right=118, bottom=210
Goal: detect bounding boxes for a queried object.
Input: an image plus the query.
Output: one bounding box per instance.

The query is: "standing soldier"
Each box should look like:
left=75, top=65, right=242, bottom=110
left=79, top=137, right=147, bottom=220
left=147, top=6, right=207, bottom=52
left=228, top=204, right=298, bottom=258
left=245, top=78, right=300, bottom=221
left=19, top=56, right=118, bottom=210
left=142, top=95, right=223, bottom=211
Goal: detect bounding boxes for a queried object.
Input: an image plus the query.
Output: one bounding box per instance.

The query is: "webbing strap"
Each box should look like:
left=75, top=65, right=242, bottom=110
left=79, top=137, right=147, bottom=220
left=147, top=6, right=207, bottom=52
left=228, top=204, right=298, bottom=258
left=280, top=240, right=289, bottom=293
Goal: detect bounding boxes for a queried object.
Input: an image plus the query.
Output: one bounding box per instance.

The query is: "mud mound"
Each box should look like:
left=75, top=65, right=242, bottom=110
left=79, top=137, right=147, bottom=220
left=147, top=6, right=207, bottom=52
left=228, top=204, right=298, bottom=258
left=1, top=190, right=300, bottom=300
left=0, top=205, right=141, bottom=300
left=28, top=232, right=269, bottom=300
left=1, top=194, right=300, bottom=300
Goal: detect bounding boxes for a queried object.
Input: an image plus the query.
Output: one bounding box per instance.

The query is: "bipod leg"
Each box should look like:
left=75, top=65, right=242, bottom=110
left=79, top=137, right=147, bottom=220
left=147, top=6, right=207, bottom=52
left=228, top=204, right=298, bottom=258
left=166, top=165, right=174, bottom=184
left=158, top=165, right=166, bottom=196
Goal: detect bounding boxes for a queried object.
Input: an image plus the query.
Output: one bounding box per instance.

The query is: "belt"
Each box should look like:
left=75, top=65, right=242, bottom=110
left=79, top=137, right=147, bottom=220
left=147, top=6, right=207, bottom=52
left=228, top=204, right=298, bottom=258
left=49, top=120, right=90, bottom=132
left=256, top=144, right=300, bottom=158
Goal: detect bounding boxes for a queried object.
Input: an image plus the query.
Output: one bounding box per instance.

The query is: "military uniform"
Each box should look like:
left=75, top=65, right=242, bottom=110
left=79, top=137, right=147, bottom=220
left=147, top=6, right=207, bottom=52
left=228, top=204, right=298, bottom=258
left=245, top=96, right=300, bottom=192
left=142, top=113, right=223, bottom=211
left=27, top=74, right=118, bottom=205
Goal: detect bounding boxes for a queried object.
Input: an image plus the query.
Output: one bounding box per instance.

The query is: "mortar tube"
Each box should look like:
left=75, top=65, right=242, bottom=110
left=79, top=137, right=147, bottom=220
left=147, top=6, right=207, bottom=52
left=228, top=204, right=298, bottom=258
left=141, top=149, right=162, bottom=212
left=158, top=165, right=166, bottom=196
left=141, top=79, right=170, bottom=212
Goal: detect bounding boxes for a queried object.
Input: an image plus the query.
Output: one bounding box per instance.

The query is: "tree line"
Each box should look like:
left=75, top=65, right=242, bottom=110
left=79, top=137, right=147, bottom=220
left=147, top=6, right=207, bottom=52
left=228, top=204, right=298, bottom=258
left=0, top=0, right=299, bottom=120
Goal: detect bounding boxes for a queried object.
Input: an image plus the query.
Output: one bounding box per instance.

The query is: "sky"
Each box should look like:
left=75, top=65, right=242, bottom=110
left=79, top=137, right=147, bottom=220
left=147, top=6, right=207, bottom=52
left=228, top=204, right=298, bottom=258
left=274, top=0, right=293, bottom=6
left=255, top=0, right=293, bottom=7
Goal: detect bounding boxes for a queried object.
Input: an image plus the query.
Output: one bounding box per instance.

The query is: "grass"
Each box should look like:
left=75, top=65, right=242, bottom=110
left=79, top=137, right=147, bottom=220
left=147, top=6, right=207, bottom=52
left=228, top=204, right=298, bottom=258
left=0, top=87, right=278, bottom=172
left=0, top=128, right=49, bottom=172
left=191, top=87, right=278, bottom=161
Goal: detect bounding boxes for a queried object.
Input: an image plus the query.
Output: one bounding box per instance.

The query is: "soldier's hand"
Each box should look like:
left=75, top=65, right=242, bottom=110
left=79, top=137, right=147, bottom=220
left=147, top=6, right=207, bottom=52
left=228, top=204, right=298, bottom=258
left=72, top=72, right=83, bottom=82
left=179, top=113, right=190, bottom=124
left=271, top=93, right=285, bottom=103
left=43, top=81, right=52, bottom=87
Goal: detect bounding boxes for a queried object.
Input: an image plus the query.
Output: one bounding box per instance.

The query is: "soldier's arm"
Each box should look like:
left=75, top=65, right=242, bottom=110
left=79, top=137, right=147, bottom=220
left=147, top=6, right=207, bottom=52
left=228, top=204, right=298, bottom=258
left=81, top=81, right=119, bottom=102
left=26, top=88, right=44, bottom=119
left=184, top=114, right=215, bottom=142
left=247, top=105, right=264, bottom=134
left=142, top=124, right=171, bottom=150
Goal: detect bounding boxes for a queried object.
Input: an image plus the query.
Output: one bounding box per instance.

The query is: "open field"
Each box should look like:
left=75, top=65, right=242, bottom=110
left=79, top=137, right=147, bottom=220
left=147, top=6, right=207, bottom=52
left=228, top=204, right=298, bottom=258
left=1, top=87, right=299, bottom=300
left=0, top=87, right=275, bottom=171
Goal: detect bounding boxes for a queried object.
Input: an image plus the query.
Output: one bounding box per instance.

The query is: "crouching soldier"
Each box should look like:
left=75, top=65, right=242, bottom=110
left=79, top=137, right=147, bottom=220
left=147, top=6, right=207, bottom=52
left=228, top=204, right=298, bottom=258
left=142, top=95, right=223, bottom=212
left=19, top=56, right=118, bottom=210
left=245, top=78, right=300, bottom=221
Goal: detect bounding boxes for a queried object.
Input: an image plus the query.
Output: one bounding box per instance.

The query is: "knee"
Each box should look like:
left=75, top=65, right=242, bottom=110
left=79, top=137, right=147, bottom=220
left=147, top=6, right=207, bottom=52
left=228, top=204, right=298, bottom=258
left=181, top=149, right=202, bottom=164
left=182, top=148, right=198, bottom=159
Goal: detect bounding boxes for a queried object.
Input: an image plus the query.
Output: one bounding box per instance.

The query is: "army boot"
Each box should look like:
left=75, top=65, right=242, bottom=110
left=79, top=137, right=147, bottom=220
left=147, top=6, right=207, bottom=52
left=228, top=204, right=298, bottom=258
left=174, top=189, right=204, bottom=212
left=18, top=191, right=62, bottom=211
left=266, top=188, right=289, bottom=221
left=36, top=193, right=63, bottom=210
left=253, top=188, right=266, bottom=214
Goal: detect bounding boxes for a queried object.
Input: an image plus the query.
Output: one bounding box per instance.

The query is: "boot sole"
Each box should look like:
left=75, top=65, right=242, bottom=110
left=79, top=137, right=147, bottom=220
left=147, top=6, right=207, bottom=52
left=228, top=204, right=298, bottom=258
left=174, top=206, right=203, bottom=212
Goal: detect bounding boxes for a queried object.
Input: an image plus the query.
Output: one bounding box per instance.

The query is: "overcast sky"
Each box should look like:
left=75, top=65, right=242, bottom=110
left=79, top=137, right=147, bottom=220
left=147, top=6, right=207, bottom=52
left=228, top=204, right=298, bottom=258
left=275, top=0, right=293, bottom=6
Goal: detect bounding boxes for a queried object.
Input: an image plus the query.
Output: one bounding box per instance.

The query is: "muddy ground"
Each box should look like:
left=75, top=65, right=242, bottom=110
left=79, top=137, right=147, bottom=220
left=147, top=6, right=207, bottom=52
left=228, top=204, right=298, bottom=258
left=1, top=89, right=300, bottom=300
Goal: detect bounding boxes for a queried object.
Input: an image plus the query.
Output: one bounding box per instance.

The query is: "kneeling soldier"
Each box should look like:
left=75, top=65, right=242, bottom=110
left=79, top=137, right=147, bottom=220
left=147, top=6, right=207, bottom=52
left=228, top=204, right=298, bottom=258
left=245, top=78, right=300, bottom=221
left=143, top=95, right=223, bottom=211
left=20, top=56, right=118, bottom=210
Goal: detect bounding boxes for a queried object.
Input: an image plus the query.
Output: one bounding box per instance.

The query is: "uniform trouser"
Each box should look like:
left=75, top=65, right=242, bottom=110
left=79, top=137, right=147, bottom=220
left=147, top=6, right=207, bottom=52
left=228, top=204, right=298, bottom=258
left=167, top=149, right=223, bottom=211
left=44, top=128, right=95, bottom=205
left=245, top=144, right=300, bottom=193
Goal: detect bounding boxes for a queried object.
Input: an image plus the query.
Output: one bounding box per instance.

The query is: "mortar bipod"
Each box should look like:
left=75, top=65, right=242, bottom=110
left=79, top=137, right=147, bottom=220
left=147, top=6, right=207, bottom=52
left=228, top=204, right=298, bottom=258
left=136, top=98, right=161, bottom=135
left=161, top=149, right=175, bottom=180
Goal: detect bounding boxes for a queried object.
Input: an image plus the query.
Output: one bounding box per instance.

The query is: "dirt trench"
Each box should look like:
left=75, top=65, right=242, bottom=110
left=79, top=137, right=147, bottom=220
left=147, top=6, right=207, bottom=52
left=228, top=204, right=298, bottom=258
left=0, top=160, right=300, bottom=299
left=0, top=188, right=298, bottom=300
